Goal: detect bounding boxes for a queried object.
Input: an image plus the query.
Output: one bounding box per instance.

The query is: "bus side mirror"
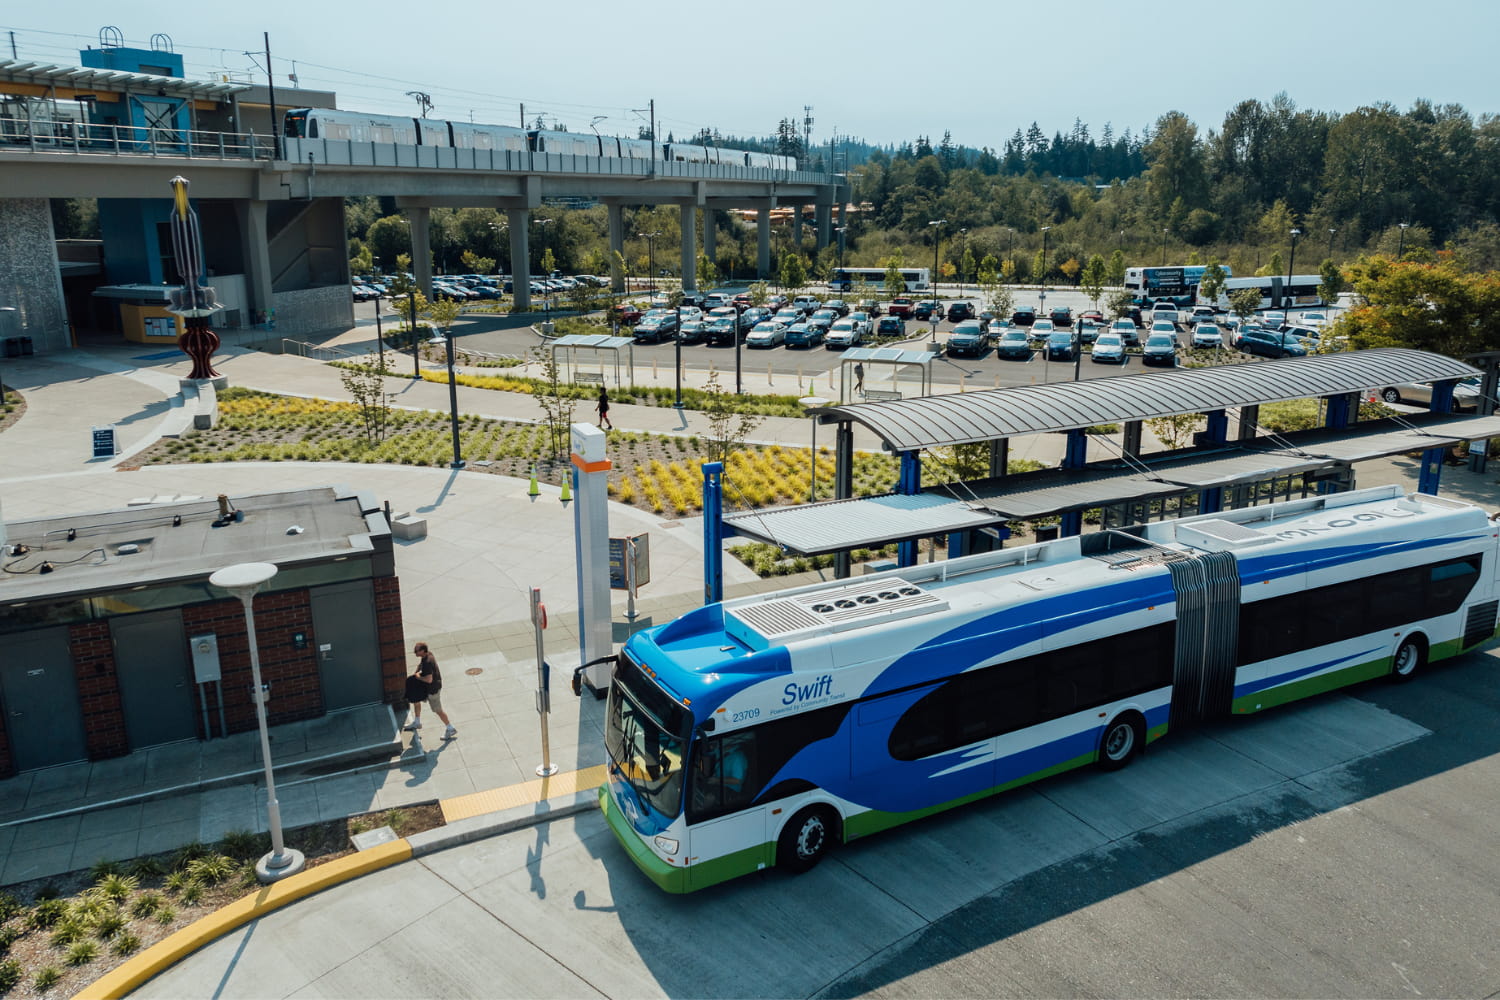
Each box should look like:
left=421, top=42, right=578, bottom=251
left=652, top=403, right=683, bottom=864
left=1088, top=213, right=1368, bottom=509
left=696, top=718, right=715, bottom=736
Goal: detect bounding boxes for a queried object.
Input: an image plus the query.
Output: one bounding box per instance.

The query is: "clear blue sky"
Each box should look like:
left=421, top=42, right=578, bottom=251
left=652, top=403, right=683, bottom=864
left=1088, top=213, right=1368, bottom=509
left=6, top=1, right=1498, bottom=149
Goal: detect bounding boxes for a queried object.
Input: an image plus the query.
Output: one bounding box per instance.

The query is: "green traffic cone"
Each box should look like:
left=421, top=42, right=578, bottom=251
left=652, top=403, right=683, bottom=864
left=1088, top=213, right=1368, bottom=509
left=559, top=474, right=573, bottom=503
left=528, top=464, right=540, bottom=498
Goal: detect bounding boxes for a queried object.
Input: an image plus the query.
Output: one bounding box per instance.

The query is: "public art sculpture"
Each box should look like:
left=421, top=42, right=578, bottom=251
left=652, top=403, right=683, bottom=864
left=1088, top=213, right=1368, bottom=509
left=167, top=175, right=222, bottom=379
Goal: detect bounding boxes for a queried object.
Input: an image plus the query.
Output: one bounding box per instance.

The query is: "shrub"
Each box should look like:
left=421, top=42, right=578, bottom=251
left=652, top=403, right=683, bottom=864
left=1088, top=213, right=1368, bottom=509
left=65, top=940, right=100, bottom=966
left=155, top=905, right=177, bottom=925
left=94, top=873, right=138, bottom=903
left=27, top=899, right=67, bottom=930
left=0, top=959, right=20, bottom=992
left=33, top=966, right=60, bottom=991
left=87, top=860, right=123, bottom=881
left=128, top=857, right=166, bottom=879
left=112, top=931, right=143, bottom=956
left=130, top=892, right=162, bottom=919
left=186, top=855, right=236, bottom=886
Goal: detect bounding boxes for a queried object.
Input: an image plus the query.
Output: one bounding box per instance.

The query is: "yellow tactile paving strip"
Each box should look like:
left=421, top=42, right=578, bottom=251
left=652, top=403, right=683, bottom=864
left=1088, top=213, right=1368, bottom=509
left=441, top=764, right=609, bottom=822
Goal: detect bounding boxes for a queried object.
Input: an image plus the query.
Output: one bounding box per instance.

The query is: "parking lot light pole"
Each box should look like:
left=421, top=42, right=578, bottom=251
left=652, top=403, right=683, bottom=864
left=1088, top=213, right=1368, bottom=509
left=208, top=562, right=306, bottom=884
left=1040, top=225, right=1051, bottom=287
left=1160, top=227, right=1169, bottom=266
left=928, top=219, right=945, bottom=297
left=1287, top=228, right=1301, bottom=294
left=1328, top=227, right=1337, bottom=259
left=1397, top=222, right=1410, bottom=259
left=430, top=328, right=464, bottom=469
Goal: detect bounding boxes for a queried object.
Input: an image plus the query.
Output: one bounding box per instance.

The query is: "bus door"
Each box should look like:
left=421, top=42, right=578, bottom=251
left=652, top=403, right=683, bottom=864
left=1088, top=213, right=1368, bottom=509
left=685, top=731, right=769, bottom=886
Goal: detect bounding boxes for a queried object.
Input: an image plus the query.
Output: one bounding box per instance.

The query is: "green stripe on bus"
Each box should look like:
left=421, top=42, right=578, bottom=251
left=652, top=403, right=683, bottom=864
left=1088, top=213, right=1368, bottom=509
left=598, top=787, right=692, bottom=893
left=844, top=750, right=1098, bottom=841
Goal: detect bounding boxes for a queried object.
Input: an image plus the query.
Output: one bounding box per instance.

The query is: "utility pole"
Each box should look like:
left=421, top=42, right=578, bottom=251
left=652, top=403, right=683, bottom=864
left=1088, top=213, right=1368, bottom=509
left=802, top=105, right=814, bottom=169
left=264, top=33, right=280, bottom=160
left=519, top=103, right=525, bottom=129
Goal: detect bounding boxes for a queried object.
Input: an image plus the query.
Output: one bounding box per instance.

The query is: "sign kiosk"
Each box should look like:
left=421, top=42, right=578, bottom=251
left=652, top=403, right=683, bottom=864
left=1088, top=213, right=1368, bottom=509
left=571, top=423, right=614, bottom=696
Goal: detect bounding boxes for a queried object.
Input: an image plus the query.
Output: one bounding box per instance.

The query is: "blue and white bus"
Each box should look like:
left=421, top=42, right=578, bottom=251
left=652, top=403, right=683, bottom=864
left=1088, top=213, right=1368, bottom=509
left=597, top=485, right=1500, bottom=892
left=1124, top=265, right=1233, bottom=307
left=828, top=267, right=931, bottom=293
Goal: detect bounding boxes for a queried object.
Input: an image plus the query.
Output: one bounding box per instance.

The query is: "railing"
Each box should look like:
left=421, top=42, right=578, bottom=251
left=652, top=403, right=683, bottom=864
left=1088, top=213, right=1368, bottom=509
left=0, top=117, right=272, bottom=160
left=280, top=339, right=352, bottom=361
left=0, top=117, right=836, bottom=184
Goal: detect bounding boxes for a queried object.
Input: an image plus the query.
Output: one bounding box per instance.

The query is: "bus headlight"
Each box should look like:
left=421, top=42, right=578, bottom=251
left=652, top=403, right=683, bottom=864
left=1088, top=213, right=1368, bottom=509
left=654, top=836, right=679, bottom=855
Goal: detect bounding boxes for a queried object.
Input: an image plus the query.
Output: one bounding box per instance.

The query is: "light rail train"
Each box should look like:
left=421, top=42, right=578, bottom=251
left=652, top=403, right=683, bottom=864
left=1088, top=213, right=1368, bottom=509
left=283, top=108, right=797, bottom=170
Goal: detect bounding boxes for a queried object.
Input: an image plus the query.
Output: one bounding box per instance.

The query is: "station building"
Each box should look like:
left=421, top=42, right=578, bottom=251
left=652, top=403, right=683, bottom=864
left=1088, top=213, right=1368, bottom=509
left=0, top=487, right=406, bottom=777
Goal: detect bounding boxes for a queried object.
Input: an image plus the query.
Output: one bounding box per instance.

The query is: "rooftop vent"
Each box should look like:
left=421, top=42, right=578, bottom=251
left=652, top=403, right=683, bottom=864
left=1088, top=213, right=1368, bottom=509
left=1175, top=519, right=1275, bottom=552
left=727, top=577, right=947, bottom=649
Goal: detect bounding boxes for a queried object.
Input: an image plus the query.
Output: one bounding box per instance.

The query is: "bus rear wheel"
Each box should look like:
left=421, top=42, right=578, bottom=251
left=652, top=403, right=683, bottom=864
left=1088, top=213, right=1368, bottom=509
left=1391, top=636, right=1426, bottom=682
left=777, top=807, right=837, bottom=874
left=1098, top=713, right=1145, bottom=771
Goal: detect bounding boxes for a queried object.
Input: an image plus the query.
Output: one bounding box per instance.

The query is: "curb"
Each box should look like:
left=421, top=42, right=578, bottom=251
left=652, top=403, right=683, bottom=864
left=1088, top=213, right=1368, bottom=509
left=76, top=787, right=601, bottom=999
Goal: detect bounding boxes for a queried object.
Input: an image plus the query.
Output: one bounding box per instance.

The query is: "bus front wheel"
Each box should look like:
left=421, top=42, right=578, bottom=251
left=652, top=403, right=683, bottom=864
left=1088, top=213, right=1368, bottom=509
left=777, top=806, right=837, bottom=874
left=1391, top=636, right=1426, bottom=682
left=1098, top=713, right=1145, bottom=771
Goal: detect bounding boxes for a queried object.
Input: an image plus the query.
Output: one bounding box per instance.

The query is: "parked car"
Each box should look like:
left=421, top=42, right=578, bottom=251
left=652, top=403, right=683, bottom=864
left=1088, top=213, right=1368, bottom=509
left=946, top=301, right=975, bottom=323
left=702, top=293, right=733, bottom=310
left=856, top=298, right=882, bottom=317
left=1091, top=332, right=1128, bottom=365
left=1110, top=317, right=1140, bottom=346
left=767, top=294, right=789, bottom=311
left=773, top=308, right=804, bottom=327
left=1046, top=330, right=1078, bottom=362
left=792, top=294, right=821, bottom=315
left=708, top=306, right=740, bottom=328
left=888, top=297, right=915, bottom=318
left=740, top=307, right=772, bottom=329
left=1261, top=311, right=1287, bottom=331
left=1237, top=327, right=1307, bottom=359
left=632, top=313, right=678, bottom=343
left=1011, top=306, right=1037, bottom=327
left=1151, top=306, right=1181, bottom=328
left=1377, top=376, right=1482, bottom=412
left=613, top=303, right=643, bottom=326
left=823, top=299, right=851, bottom=317
left=1027, top=318, right=1055, bottom=345
left=847, top=312, right=874, bottom=338
left=1149, top=320, right=1179, bottom=341
left=808, top=309, right=839, bottom=334
left=1142, top=333, right=1179, bottom=366
left=825, top=320, right=864, bottom=349
left=945, top=319, right=991, bottom=357
left=996, top=328, right=1033, bottom=360
left=746, top=321, right=787, bottom=348
left=876, top=316, right=907, bottom=338
left=351, top=284, right=378, bottom=302
left=912, top=300, right=942, bottom=321
left=1049, top=307, right=1073, bottom=328
left=1076, top=322, right=1100, bottom=345
left=704, top=316, right=738, bottom=345
left=676, top=320, right=707, bottom=345
left=1298, top=311, right=1330, bottom=329
left=784, top=322, right=824, bottom=348
left=1190, top=305, right=1218, bottom=325
left=1079, top=310, right=1105, bottom=327
left=1191, top=323, right=1223, bottom=349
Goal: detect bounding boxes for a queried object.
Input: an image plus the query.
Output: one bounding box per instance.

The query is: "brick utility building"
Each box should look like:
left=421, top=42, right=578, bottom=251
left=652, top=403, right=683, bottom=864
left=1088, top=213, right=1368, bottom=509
left=0, top=487, right=406, bottom=777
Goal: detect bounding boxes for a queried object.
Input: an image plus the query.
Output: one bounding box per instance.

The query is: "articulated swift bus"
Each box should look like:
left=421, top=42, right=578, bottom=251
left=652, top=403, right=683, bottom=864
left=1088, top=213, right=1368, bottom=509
left=597, top=486, right=1500, bottom=892
left=1213, top=274, right=1324, bottom=312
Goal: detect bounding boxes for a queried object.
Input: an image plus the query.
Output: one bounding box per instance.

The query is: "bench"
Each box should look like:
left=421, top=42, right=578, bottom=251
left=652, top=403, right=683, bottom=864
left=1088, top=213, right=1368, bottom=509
left=575, top=372, right=604, bottom=385
left=863, top=389, right=902, bottom=402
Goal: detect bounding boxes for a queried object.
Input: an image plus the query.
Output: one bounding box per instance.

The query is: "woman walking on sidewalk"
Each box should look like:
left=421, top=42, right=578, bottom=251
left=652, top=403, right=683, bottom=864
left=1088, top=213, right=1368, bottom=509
left=405, top=641, right=456, bottom=739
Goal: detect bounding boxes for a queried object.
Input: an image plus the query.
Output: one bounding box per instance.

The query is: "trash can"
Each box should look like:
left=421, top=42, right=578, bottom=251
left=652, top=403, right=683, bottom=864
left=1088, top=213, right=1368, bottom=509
left=19, top=337, right=33, bottom=356
left=3, top=338, right=18, bottom=358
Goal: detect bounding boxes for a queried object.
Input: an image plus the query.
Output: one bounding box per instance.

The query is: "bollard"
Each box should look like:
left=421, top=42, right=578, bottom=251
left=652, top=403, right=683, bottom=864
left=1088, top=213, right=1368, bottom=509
left=993, top=374, right=1000, bottom=388
left=652, top=358, right=658, bottom=379
left=767, top=363, right=773, bottom=385
left=959, top=374, right=966, bottom=393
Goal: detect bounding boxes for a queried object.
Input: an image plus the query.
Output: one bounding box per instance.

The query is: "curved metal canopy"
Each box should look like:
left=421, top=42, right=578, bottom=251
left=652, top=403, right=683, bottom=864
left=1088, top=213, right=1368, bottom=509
left=0, top=59, right=248, bottom=101
left=818, top=349, right=1478, bottom=452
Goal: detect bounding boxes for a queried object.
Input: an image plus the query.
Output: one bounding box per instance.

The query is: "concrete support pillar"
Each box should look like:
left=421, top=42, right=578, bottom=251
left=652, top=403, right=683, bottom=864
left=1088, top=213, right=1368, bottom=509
left=1237, top=404, right=1260, bottom=442
left=408, top=206, right=432, bottom=299
left=1122, top=419, right=1143, bottom=459
left=507, top=209, right=531, bottom=312
left=757, top=205, right=772, bottom=279
left=703, top=210, right=717, bottom=274
left=607, top=202, right=625, bottom=293
left=679, top=202, right=697, bottom=293
left=238, top=199, right=274, bottom=326
left=815, top=201, right=832, bottom=251
left=1060, top=429, right=1088, bottom=537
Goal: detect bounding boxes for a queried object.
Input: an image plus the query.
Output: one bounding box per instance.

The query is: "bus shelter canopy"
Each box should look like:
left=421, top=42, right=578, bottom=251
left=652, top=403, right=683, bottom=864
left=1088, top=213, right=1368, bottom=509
left=549, top=334, right=635, bottom=386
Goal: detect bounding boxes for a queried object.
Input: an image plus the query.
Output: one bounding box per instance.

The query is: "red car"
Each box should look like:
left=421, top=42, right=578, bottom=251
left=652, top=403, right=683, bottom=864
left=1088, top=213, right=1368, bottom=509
left=732, top=293, right=753, bottom=310
left=888, top=297, right=914, bottom=318
left=612, top=303, right=643, bottom=325
left=1080, top=310, right=1105, bottom=326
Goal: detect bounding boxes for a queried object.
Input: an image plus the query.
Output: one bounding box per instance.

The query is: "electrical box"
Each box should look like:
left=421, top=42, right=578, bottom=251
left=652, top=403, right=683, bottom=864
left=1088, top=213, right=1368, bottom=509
left=189, top=633, right=222, bottom=684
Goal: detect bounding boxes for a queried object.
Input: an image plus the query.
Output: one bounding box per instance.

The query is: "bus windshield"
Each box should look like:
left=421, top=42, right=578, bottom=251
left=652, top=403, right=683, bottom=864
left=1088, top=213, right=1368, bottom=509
left=605, top=653, right=691, bottom=821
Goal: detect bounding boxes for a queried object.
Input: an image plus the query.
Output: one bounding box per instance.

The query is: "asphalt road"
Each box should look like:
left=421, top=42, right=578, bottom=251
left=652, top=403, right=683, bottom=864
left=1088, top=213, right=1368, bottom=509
left=136, top=646, right=1500, bottom=999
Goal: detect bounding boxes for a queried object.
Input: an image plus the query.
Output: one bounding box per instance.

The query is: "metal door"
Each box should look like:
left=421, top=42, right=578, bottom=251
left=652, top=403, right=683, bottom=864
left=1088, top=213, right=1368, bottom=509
left=0, top=628, right=87, bottom=771
left=309, top=580, right=382, bottom=710
left=112, top=610, right=198, bottom=748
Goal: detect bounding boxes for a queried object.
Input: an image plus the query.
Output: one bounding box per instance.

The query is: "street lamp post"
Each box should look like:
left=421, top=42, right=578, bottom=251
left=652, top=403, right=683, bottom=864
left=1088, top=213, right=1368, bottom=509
left=1160, top=227, right=1169, bottom=266
left=408, top=289, right=420, bottom=379
left=1007, top=228, right=1016, bottom=282
left=958, top=228, right=968, bottom=285
left=1328, top=227, right=1337, bottom=259
left=928, top=219, right=946, bottom=297
left=429, top=328, right=464, bottom=468
left=1040, top=226, right=1051, bottom=286
left=636, top=230, right=660, bottom=297
left=1287, top=227, right=1301, bottom=286
left=1397, top=222, right=1410, bottom=259
left=208, top=562, right=306, bottom=884
left=834, top=225, right=847, bottom=273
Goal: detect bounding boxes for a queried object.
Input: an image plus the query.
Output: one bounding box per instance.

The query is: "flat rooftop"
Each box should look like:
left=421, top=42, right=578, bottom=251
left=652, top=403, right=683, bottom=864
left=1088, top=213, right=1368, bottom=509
left=0, top=486, right=389, bottom=606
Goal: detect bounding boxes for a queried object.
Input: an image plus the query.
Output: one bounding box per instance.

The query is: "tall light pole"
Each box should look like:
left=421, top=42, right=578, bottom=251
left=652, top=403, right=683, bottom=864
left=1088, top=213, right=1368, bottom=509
left=1007, top=227, right=1016, bottom=282
left=1160, top=227, right=1169, bottom=266
left=1397, top=222, right=1410, bottom=259
left=636, top=230, right=660, bottom=297
left=928, top=219, right=945, bottom=297
left=958, top=228, right=968, bottom=285
left=1287, top=227, right=1301, bottom=284
left=1040, top=225, right=1052, bottom=286
left=429, top=327, right=464, bottom=468
left=208, top=562, right=306, bottom=884
left=834, top=225, right=847, bottom=275
left=1327, top=227, right=1337, bottom=259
